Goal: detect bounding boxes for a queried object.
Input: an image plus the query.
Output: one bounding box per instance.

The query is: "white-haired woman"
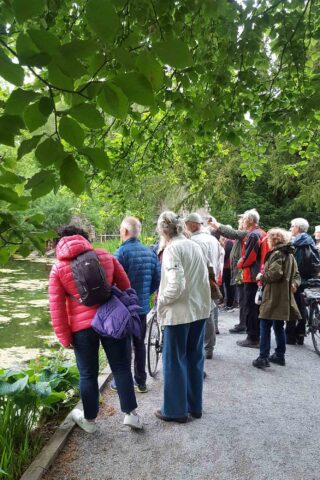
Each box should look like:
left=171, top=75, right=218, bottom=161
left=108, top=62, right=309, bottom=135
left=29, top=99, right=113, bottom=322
left=155, top=212, right=211, bottom=423
left=253, top=228, right=301, bottom=368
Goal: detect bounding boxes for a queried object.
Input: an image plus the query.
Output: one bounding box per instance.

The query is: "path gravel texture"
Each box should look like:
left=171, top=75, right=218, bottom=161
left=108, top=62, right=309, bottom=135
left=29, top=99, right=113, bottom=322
left=44, top=311, right=320, bottom=480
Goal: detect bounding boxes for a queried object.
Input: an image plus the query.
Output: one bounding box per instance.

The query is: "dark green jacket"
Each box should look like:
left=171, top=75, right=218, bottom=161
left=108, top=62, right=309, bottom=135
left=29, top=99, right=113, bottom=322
left=259, top=244, right=301, bottom=321
left=218, top=224, right=248, bottom=285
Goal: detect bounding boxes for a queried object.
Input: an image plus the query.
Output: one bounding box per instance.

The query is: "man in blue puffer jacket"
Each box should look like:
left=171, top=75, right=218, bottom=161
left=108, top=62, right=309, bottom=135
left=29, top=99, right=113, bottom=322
left=114, top=216, right=161, bottom=392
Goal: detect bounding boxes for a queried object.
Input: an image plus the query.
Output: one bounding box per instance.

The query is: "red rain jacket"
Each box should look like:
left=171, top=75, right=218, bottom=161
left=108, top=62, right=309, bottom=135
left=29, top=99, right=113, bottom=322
left=48, top=235, right=130, bottom=346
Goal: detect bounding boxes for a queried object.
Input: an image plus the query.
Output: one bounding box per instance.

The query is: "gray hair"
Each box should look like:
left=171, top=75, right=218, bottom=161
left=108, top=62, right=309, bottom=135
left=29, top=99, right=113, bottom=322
left=243, top=208, right=260, bottom=225
left=121, top=216, right=141, bottom=237
left=157, top=211, right=184, bottom=239
left=291, top=217, right=309, bottom=233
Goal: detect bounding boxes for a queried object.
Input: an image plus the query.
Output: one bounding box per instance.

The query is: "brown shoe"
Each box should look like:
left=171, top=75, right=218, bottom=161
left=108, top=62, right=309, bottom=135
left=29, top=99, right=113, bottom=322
left=154, top=410, right=188, bottom=423
left=237, top=338, right=260, bottom=348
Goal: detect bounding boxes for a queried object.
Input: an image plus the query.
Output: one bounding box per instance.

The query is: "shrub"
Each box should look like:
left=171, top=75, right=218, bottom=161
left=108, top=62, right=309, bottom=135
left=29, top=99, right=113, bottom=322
left=0, top=353, right=79, bottom=480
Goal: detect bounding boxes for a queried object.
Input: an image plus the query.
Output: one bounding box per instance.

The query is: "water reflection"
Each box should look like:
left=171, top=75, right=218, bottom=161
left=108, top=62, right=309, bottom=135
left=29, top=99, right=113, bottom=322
left=0, top=259, right=55, bottom=368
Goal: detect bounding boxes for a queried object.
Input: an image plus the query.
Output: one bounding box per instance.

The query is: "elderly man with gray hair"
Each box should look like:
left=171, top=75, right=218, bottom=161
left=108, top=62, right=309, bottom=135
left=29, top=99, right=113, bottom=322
left=184, top=212, right=220, bottom=359
left=113, top=216, right=161, bottom=392
left=286, top=217, right=320, bottom=344
left=235, top=209, right=268, bottom=348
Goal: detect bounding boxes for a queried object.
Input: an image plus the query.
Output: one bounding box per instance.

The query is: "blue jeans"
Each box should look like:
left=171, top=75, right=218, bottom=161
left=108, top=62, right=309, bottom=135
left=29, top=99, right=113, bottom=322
left=260, top=319, right=286, bottom=359
left=162, top=319, right=205, bottom=418
left=73, top=328, right=137, bottom=419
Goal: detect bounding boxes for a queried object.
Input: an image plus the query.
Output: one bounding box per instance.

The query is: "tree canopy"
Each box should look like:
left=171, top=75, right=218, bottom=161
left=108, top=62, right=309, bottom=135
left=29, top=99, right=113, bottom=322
left=0, top=0, right=319, bottom=260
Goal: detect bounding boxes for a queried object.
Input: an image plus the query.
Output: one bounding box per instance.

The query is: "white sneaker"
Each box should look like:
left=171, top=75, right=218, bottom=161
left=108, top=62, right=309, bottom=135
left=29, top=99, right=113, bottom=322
left=123, top=411, right=143, bottom=430
left=71, top=409, right=97, bottom=433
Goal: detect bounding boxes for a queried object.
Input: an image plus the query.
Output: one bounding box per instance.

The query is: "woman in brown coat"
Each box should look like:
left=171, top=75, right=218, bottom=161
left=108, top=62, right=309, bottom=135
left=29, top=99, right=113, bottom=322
left=253, top=228, right=301, bottom=369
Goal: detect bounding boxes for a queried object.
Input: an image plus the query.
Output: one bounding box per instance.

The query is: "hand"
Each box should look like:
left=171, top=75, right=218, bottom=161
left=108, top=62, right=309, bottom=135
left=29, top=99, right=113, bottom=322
left=208, top=219, right=220, bottom=230
left=256, top=273, right=262, bottom=281
left=291, top=284, right=297, bottom=293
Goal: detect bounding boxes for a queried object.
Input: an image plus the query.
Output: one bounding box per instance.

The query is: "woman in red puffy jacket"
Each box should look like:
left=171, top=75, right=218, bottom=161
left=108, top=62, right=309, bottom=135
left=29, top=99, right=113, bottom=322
left=49, top=225, right=143, bottom=432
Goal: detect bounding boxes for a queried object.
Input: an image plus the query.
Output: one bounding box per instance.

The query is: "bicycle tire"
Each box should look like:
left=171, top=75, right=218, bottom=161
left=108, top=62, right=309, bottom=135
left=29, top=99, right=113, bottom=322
left=147, top=312, right=161, bottom=377
left=310, top=302, right=320, bottom=356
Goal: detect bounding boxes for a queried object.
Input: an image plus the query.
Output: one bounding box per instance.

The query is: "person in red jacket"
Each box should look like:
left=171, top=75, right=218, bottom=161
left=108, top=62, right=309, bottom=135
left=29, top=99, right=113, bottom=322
left=49, top=225, right=143, bottom=433
left=236, top=210, right=268, bottom=348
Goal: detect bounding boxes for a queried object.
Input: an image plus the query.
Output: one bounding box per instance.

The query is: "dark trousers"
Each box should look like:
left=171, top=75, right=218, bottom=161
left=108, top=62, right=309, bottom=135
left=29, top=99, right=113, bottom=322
left=237, top=284, right=246, bottom=328
left=260, top=319, right=286, bottom=359
left=162, top=319, right=205, bottom=418
left=223, top=269, right=235, bottom=307
left=132, top=314, right=147, bottom=387
left=73, top=328, right=137, bottom=419
left=243, top=283, right=260, bottom=341
left=285, top=287, right=307, bottom=340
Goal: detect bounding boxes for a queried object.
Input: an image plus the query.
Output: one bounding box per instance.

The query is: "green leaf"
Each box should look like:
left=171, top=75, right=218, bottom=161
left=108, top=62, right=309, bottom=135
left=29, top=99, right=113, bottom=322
left=0, top=245, right=19, bottom=264
left=59, top=116, right=84, bottom=148
left=0, top=376, right=28, bottom=395
left=55, top=54, right=86, bottom=80
left=12, top=0, right=46, bottom=23
left=69, top=103, right=104, bottom=129
left=27, top=29, right=60, bottom=55
left=97, top=83, right=128, bottom=119
left=86, top=0, right=119, bottom=43
left=0, top=171, right=25, bottom=185
left=5, top=88, right=39, bottom=115
left=24, top=99, right=52, bottom=132
left=81, top=147, right=110, bottom=170
left=26, top=171, right=56, bottom=199
left=26, top=213, right=45, bottom=225
left=114, top=73, right=154, bottom=107
left=0, top=186, right=20, bottom=203
left=59, top=40, right=98, bottom=59
left=35, top=137, right=65, bottom=167
left=136, top=52, right=163, bottom=90
left=38, top=97, right=54, bottom=116
left=60, top=155, right=86, bottom=194
left=154, top=39, right=193, bottom=69
left=18, top=135, right=43, bottom=160
left=48, top=62, right=74, bottom=90
left=0, top=49, right=24, bottom=86
left=0, top=115, right=24, bottom=146
left=16, top=32, right=51, bottom=67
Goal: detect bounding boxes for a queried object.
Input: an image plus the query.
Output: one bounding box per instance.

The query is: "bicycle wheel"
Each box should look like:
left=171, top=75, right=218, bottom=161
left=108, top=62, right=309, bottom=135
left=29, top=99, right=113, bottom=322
left=310, top=303, right=320, bottom=356
left=147, top=312, right=161, bottom=377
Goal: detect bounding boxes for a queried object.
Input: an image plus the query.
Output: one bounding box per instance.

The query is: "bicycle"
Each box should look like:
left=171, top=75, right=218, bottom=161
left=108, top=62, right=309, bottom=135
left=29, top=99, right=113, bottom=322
left=146, top=309, right=163, bottom=377
left=303, top=278, right=320, bottom=356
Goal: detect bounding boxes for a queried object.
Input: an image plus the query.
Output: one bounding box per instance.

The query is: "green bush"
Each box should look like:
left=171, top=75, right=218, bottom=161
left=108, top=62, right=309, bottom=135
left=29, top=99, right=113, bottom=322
left=0, top=353, right=79, bottom=480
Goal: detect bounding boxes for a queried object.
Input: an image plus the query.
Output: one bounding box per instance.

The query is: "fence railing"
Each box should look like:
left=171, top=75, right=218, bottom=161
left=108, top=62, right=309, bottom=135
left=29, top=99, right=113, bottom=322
left=95, top=234, right=119, bottom=243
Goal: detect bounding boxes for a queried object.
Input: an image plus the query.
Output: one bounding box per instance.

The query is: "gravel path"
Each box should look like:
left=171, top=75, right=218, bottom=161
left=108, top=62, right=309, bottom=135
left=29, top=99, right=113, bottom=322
left=44, top=311, right=320, bottom=480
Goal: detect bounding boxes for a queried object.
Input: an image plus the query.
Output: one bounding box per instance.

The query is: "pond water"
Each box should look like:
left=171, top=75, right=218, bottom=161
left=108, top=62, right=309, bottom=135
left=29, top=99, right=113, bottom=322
left=0, top=259, right=55, bottom=368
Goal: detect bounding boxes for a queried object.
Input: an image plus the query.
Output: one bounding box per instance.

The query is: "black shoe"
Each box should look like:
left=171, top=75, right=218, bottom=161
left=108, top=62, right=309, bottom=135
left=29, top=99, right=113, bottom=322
left=237, top=338, right=260, bottom=348
left=189, top=411, right=202, bottom=419
left=215, top=329, right=220, bottom=335
left=229, top=326, right=246, bottom=334
left=203, top=371, right=207, bottom=379
left=296, top=336, right=304, bottom=346
left=205, top=352, right=213, bottom=359
left=286, top=338, right=296, bottom=345
left=155, top=410, right=188, bottom=423
left=252, top=356, right=270, bottom=369
left=269, top=353, right=286, bottom=366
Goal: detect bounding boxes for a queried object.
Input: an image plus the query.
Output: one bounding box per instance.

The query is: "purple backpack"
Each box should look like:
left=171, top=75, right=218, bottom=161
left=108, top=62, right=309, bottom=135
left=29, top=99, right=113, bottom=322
left=91, top=286, right=142, bottom=339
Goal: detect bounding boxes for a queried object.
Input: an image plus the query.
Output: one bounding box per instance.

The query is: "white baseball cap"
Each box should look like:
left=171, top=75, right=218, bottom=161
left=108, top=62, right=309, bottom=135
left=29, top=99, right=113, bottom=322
left=184, top=213, right=203, bottom=224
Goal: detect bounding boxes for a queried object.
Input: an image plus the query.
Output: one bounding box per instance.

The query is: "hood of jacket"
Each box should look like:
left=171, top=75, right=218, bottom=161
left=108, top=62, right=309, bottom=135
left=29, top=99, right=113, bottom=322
left=275, top=243, right=295, bottom=255
left=293, top=233, right=314, bottom=247
left=55, top=235, right=93, bottom=261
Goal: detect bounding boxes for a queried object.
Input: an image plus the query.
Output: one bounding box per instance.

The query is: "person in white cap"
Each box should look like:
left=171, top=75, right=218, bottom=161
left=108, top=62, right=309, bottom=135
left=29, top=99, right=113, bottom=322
left=185, top=212, right=220, bottom=359
left=315, top=226, right=320, bottom=251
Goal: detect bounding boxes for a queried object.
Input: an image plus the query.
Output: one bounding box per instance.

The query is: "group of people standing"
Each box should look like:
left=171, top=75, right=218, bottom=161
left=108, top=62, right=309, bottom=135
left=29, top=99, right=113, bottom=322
left=48, top=211, right=320, bottom=432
